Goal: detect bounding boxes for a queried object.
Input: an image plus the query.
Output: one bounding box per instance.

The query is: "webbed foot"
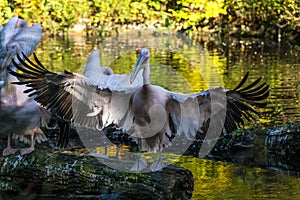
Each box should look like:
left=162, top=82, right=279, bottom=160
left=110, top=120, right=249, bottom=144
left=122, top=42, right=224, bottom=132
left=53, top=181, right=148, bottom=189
left=20, top=146, right=34, bottom=155
left=3, top=146, right=18, bottom=156
left=150, top=158, right=165, bottom=172
left=130, top=157, right=147, bottom=172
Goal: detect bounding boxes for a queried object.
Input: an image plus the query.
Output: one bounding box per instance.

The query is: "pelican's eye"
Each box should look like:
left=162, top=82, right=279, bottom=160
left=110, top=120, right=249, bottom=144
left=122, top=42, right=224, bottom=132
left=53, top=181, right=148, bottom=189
left=143, top=51, right=150, bottom=58
left=6, top=45, right=15, bottom=51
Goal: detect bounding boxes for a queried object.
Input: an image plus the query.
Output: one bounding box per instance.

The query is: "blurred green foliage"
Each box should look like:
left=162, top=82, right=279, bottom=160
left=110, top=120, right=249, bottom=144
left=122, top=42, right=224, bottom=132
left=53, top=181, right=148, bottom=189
left=0, top=0, right=299, bottom=43
left=169, top=0, right=226, bottom=31
left=221, top=0, right=300, bottom=43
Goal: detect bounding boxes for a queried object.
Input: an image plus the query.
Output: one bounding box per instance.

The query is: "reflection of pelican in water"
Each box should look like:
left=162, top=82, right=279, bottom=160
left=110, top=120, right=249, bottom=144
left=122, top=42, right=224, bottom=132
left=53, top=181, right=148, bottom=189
left=10, top=48, right=269, bottom=171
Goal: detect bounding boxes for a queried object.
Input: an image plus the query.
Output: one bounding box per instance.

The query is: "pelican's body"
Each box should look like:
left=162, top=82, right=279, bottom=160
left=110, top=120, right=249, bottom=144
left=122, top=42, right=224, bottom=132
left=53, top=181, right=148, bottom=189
left=127, top=49, right=180, bottom=170
left=0, top=17, right=47, bottom=156
left=130, top=85, right=170, bottom=150
left=0, top=75, right=44, bottom=153
left=11, top=48, right=269, bottom=170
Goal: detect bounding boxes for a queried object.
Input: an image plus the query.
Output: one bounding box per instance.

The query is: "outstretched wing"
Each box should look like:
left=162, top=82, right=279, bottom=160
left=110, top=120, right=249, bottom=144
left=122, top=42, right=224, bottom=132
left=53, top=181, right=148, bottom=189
left=10, top=53, right=133, bottom=130
left=170, top=72, right=269, bottom=140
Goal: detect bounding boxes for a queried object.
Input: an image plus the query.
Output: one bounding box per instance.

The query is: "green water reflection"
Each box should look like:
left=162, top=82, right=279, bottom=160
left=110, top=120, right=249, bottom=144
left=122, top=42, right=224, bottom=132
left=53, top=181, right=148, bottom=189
left=178, top=157, right=300, bottom=199
left=33, top=30, right=300, bottom=199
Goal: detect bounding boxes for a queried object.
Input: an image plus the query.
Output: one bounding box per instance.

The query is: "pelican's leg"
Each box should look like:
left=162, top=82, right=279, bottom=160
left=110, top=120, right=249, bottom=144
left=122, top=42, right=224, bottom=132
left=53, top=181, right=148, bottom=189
left=115, top=146, right=120, bottom=158
left=150, top=150, right=165, bottom=172
left=130, top=138, right=147, bottom=172
left=3, top=133, right=18, bottom=156
left=20, top=132, right=35, bottom=155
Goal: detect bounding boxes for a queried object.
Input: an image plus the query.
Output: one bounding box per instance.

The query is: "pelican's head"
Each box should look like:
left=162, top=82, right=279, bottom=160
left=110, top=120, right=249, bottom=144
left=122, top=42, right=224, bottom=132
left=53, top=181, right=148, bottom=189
left=130, top=48, right=150, bottom=84
left=2, top=42, right=22, bottom=68
left=2, top=24, right=42, bottom=68
left=1, top=17, right=29, bottom=68
left=0, top=17, right=26, bottom=49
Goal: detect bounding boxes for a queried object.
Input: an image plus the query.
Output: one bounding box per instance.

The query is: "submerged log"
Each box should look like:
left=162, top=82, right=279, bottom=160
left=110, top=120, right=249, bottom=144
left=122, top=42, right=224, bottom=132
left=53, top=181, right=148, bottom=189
left=202, top=124, right=300, bottom=176
left=0, top=150, right=194, bottom=199
left=264, top=124, right=300, bottom=155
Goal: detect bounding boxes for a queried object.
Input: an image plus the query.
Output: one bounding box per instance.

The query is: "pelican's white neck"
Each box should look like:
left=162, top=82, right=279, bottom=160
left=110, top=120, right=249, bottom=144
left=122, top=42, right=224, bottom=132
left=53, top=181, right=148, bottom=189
left=143, top=63, right=150, bottom=85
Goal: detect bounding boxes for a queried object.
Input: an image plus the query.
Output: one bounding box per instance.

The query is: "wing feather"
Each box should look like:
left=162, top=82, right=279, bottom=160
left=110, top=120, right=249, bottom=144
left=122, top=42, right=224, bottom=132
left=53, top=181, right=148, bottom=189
left=10, top=53, right=133, bottom=130
left=173, top=72, right=269, bottom=139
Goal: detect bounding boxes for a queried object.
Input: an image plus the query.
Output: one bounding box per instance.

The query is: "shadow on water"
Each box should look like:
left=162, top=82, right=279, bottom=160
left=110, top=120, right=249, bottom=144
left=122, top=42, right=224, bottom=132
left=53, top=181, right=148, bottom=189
left=4, top=30, right=300, bottom=198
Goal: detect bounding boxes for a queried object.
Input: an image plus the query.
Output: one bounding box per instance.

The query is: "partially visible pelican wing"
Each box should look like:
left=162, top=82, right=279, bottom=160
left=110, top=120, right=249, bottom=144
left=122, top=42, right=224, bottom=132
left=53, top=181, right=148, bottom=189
left=0, top=16, right=18, bottom=46
left=83, top=50, right=142, bottom=92
left=173, top=72, right=269, bottom=139
left=9, top=53, right=132, bottom=130
left=84, top=50, right=104, bottom=82
left=10, top=24, right=43, bottom=57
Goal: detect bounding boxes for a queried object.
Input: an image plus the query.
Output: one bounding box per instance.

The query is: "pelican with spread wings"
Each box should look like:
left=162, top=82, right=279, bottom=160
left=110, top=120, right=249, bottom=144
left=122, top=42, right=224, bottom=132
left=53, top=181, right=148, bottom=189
left=10, top=49, right=269, bottom=171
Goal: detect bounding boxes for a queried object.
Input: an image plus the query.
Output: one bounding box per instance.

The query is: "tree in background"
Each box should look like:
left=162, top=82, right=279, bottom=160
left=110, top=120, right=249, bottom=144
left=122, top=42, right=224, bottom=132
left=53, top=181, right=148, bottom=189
left=0, top=0, right=299, bottom=44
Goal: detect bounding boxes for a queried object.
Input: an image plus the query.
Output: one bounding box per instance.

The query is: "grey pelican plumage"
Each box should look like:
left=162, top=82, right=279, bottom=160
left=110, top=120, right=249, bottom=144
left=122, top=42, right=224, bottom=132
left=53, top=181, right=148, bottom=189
left=10, top=48, right=269, bottom=171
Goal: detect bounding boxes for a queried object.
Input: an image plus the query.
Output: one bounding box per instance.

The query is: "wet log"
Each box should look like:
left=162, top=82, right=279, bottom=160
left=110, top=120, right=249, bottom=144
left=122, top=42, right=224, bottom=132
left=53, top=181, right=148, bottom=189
left=0, top=150, right=193, bottom=199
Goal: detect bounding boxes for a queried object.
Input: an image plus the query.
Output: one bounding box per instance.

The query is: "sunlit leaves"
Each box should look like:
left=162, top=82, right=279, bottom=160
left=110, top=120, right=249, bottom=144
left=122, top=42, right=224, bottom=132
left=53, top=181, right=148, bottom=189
left=169, top=0, right=226, bottom=31
left=0, top=0, right=299, bottom=43
left=0, top=0, right=14, bottom=24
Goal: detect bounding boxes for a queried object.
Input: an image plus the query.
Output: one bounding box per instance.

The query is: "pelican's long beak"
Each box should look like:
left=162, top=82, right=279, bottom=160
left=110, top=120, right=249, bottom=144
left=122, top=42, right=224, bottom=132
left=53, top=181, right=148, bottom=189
left=130, top=54, right=146, bottom=84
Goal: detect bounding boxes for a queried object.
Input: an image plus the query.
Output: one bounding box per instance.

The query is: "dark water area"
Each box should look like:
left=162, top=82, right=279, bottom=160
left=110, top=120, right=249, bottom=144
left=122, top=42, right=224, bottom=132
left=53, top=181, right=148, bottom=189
left=24, top=30, right=300, bottom=199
